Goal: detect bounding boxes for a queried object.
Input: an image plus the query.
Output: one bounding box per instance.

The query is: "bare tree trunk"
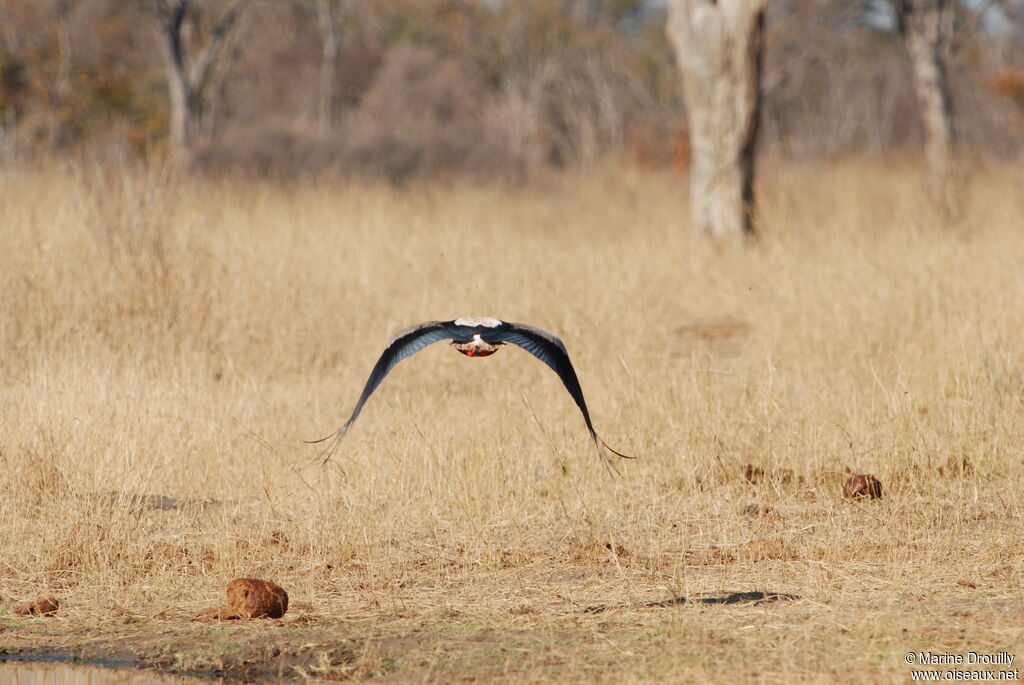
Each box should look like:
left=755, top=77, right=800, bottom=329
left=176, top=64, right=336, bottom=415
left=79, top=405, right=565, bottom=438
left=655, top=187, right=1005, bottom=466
left=159, top=1, right=192, bottom=160
left=50, top=0, right=74, bottom=148
left=895, top=0, right=955, bottom=179
left=666, top=0, right=765, bottom=241
left=150, top=0, right=244, bottom=165
left=316, top=0, right=341, bottom=136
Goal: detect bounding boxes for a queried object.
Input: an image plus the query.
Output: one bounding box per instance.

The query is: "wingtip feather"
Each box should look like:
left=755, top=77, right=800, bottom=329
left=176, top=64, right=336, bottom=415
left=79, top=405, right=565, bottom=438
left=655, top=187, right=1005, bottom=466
left=305, top=422, right=351, bottom=465
left=597, top=435, right=635, bottom=460
left=593, top=435, right=634, bottom=478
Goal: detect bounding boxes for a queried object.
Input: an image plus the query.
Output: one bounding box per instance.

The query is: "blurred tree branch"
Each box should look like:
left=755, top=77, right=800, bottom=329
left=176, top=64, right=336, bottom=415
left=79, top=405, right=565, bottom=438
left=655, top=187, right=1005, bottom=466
left=315, top=0, right=342, bottom=136
left=148, top=0, right=245, bottom=163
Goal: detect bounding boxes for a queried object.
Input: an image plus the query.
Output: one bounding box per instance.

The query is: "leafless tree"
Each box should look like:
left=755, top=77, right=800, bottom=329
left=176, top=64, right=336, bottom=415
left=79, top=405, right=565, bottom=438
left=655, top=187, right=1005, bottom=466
left=894, top=0, right=955, bottom=179
left=666, top=0, right=766, bottom=241
left=315, top=0, right=342, bottom=136
left=149, top=0, right=245, bottom=163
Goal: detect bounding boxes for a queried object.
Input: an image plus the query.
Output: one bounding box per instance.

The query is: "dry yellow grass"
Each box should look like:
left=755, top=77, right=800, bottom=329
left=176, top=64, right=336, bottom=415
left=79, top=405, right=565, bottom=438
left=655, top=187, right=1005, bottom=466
left=2, top=158, right=1024, bottom=682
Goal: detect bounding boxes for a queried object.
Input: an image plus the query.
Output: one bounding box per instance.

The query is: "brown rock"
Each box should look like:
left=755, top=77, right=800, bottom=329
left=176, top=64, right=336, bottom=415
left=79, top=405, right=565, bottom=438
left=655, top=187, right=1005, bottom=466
left=226, top=578, right=288, bottom=618
left=195, top=577, right=288, bottom=618
left=843, top=474, right=883, bottom=499
left=194, top=578, right=288, bottom=621
left=13, top=596, right=59, bottom=616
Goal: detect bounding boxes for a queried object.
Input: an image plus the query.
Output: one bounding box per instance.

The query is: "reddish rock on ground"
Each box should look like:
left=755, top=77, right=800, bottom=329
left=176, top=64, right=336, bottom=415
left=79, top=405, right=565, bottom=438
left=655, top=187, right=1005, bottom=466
left=227, top=578, right=288, bottom=618
left=13, top=596, right=59, bottom=616
left=195, top=578, right=288, bottom=621
left=843, top=474, right=883, bottom=499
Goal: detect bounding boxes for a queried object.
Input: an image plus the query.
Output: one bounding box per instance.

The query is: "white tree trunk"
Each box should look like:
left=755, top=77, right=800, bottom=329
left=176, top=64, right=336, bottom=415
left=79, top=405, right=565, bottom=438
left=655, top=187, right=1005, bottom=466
left=666, top=0, right=765, bottom=241
left=895, top=0, right=955, bottom=178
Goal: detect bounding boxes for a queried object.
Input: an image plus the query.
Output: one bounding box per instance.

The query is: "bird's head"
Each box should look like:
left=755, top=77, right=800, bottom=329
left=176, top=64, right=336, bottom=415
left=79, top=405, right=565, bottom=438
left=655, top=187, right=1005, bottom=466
left=451, top=334, right=504, bottom=357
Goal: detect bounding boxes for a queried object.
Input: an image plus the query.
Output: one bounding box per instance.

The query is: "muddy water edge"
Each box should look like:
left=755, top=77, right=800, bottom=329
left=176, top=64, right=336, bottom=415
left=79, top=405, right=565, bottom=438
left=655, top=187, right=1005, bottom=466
left=0, top=657, right=220, bottom=685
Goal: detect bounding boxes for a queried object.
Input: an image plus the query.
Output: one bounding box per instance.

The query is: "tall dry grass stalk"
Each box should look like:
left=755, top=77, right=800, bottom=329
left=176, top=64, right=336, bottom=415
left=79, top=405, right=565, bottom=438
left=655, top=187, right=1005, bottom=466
left=1, top=158, right=1023, bottom=680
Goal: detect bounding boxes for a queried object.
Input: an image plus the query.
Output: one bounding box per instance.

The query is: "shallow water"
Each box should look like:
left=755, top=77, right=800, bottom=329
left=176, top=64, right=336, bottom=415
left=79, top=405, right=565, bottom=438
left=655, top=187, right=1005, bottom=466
left=0, top=661, right=219, bottom=685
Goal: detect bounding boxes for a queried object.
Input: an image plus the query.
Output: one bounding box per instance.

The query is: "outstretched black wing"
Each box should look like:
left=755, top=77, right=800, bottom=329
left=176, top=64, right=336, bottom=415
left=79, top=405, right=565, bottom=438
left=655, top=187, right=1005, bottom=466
left=308, top=320, right=457, bottom=461
left=492, top=322, right=633, bottom=464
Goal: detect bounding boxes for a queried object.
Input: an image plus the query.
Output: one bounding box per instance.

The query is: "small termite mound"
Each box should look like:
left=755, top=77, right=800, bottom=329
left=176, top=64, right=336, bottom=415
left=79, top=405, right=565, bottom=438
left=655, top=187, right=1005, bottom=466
left=195, top=578, right=288, bottom=621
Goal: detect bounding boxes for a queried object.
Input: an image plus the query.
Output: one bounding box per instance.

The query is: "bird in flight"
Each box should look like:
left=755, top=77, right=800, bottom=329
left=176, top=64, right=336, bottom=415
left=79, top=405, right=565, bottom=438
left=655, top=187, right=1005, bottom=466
left=309, top=316, right=633, bottom=467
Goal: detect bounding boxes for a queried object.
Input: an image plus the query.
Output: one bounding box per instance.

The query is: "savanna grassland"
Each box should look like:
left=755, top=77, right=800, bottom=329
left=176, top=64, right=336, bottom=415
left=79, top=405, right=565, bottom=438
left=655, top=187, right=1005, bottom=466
left=2, top=159, right=1024, bottom=683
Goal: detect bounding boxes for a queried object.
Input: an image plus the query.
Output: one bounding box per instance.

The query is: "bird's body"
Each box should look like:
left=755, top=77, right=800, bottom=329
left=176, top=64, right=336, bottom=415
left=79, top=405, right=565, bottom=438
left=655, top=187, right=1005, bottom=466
left=448, top=317, right=506, bottom=357
left=310, top=317, right=632, bottom=467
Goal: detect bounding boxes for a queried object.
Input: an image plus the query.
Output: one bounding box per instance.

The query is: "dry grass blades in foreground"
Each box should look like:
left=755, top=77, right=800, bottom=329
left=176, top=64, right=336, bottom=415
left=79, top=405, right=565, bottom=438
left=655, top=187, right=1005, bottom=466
left=1, top=160, right=1023, bottom=681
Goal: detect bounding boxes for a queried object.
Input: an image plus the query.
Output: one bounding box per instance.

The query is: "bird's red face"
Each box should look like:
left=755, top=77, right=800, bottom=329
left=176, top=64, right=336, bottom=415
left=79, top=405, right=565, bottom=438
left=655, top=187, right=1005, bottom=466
left=459, top=347, right=497, bottom=357
left=451, top=336, right=503, bottom=357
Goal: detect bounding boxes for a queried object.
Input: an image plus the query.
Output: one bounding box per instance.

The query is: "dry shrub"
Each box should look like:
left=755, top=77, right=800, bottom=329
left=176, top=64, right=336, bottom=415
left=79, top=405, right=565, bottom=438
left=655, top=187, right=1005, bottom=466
left=340, top=45, right=513, bottom=182
left=202, top=45, right=529, bottom=182
left=193, top=125, right=338, bottom=178
left=537, top=48, right=652, bottom=167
